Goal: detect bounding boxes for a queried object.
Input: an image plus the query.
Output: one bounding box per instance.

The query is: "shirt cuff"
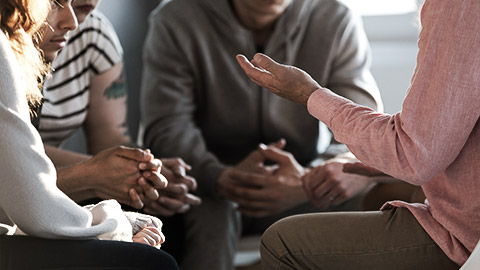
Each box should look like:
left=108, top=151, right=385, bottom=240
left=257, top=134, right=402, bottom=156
left=307, top=88, right=353, bottom=130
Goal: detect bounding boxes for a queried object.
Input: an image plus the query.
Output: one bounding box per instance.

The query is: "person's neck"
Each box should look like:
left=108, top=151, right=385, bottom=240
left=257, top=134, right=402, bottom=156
left=231, top=0, right=278, bottom=47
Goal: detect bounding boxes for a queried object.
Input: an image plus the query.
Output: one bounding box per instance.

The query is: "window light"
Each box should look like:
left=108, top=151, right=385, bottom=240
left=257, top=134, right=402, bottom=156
left=339, top=0, right=419, bottom=16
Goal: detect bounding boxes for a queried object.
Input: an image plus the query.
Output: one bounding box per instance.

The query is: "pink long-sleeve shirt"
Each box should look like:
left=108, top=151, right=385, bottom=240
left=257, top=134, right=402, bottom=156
left=307, top=0, right=480, bottom=265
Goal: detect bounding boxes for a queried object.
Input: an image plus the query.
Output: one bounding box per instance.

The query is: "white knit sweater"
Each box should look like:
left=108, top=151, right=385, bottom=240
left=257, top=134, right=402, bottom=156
left=0, top=31, right=132, bottom=241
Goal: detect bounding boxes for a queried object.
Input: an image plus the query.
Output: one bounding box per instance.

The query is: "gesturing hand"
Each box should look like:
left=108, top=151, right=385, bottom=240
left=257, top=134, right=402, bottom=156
left=236, top=53, right=321, bottom=105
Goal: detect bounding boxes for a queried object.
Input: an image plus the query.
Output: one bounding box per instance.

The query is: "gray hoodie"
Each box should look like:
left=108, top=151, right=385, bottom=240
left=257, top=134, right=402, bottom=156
left=141, top=0, right=383, bottom=196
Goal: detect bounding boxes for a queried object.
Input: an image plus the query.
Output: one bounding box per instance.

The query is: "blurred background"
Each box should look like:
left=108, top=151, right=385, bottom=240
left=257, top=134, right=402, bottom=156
left=64, top=0, right=423, bottom=153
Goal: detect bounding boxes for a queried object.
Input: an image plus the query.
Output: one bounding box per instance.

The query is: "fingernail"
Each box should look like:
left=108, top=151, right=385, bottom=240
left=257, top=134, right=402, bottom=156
left=259, top=143, right=267, bottom=150
left=139, top=163, right=147, bottom=170
left=179, top=167, right=186, bottom=177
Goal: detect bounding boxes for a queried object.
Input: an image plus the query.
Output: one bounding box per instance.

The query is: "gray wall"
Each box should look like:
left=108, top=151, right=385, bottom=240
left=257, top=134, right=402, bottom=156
left=364, top=12, right=420, bottom=114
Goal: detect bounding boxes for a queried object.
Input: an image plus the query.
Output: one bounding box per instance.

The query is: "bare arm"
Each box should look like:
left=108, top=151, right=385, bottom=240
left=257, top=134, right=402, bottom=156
left=84, top=63, right=130, bottom=155
left=45, top=144, right=91, bottom=168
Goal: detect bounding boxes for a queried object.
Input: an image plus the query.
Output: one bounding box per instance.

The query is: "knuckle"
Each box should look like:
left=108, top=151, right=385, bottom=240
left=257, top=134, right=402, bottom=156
left=177, top=183, right=188, bottom=193
left=323, top=165, right=336, bottom=175
left=285, top=152, right=294, bottom=160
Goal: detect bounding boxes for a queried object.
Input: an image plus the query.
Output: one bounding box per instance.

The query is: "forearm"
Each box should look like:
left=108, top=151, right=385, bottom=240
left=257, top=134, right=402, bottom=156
left=45, top=145, right=91, bottom=168
left=56, top=161, right=96, bottom=202
left=46, top=146, right=98, bottom=200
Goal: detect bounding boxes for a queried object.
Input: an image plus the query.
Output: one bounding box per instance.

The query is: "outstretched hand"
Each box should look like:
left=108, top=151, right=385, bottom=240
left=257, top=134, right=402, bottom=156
left=236, top=53, right=321, bottom=105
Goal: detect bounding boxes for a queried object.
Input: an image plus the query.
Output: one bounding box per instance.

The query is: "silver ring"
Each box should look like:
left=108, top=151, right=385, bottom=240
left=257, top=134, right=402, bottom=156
left=328, top=196, right=334, bottom=201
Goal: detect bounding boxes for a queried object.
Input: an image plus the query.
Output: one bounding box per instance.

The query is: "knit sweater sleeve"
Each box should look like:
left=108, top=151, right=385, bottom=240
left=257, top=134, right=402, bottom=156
left=0, top=32, right=132, bottom=241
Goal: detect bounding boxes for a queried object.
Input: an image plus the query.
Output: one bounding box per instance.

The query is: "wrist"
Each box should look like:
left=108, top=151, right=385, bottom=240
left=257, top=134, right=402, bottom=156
left=57, top=160, right=97, bottom=194
left=216, top=167, right=232, bottom=199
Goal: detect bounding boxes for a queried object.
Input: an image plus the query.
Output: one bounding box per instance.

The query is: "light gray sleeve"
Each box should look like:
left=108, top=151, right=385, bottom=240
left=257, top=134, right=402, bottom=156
left=327, top=10, right=384, bottom=112
left=140, top=13, right=225, bottom=197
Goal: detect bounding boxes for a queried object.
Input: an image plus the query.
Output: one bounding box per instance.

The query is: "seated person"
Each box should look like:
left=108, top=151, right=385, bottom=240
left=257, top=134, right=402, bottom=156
left=138, top=0, right=414, bottom=268
left=235, top=0, right=479, bottom=267
left=38, top=0, right=201, bottom=212
left=0, top=0, right=178, bottom=269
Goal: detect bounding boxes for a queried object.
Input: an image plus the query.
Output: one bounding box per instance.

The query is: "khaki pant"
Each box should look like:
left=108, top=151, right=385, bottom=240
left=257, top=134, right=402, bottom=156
left=260, top=208, right=459, bottom=270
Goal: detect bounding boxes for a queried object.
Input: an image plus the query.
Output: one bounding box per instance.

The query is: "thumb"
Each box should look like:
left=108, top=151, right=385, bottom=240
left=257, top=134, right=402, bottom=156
left=270, top=138, right=286, bottom=150
left=245, top=148, right=267, bottom=164
left=258, top=143, right=294, bottom=166
left=252, top=53, right=280, bottom=72
left=116, top=147, right=153, bottom=162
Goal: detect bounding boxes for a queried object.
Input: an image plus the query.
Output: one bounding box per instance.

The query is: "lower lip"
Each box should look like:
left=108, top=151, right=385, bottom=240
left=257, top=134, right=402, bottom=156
left=51, top=41, right=67, bottom=49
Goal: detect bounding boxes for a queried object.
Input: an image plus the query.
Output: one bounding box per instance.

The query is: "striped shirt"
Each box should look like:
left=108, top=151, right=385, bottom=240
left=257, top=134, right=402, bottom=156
left=39, top=11, right=123, bottom=146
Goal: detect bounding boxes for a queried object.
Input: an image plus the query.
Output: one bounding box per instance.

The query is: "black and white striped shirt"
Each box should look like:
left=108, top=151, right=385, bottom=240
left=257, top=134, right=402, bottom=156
left=39, top=11, right=123, bottom=146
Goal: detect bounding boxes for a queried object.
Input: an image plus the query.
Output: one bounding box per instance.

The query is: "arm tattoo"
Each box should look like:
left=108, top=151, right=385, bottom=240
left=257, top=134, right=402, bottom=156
left=104, top=73, right=127, bottom=99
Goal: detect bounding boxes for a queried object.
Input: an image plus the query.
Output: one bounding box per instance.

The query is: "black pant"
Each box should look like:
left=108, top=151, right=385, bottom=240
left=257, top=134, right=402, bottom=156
left=0, top=235, right=179, bottom=270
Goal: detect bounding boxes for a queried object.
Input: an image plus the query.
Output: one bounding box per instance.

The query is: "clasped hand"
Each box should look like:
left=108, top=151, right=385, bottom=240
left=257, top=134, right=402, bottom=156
left=302, top=156, right=379, bottom=210
left=126, top=212, right=165, bottom=248
left=140, top=158, right=202, bottom=217
left=218, top=140, right=308, bottom=218
left=80, top=146, right=167, bottom=209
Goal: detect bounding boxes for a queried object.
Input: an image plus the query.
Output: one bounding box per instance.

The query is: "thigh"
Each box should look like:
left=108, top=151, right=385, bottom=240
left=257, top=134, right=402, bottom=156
left=260, top=208, right=459, bottom=270
left=242, top=192, right=364, bottom=236
left=0, top=235, right=178, bottom=270
left=180, top=197, right=241, bottom=270
left=362, top=181, right=425, bottom=211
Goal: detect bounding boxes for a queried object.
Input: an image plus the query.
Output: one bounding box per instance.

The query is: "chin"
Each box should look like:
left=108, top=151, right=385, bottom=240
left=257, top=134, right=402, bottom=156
left=75, top=14, right=88, bottom=24
left=44, top=53, right=58, bottom=63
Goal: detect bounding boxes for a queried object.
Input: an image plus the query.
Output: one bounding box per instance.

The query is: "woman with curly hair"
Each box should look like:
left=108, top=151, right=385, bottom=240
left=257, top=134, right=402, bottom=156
left=0, top=1, right=178, bottom=269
